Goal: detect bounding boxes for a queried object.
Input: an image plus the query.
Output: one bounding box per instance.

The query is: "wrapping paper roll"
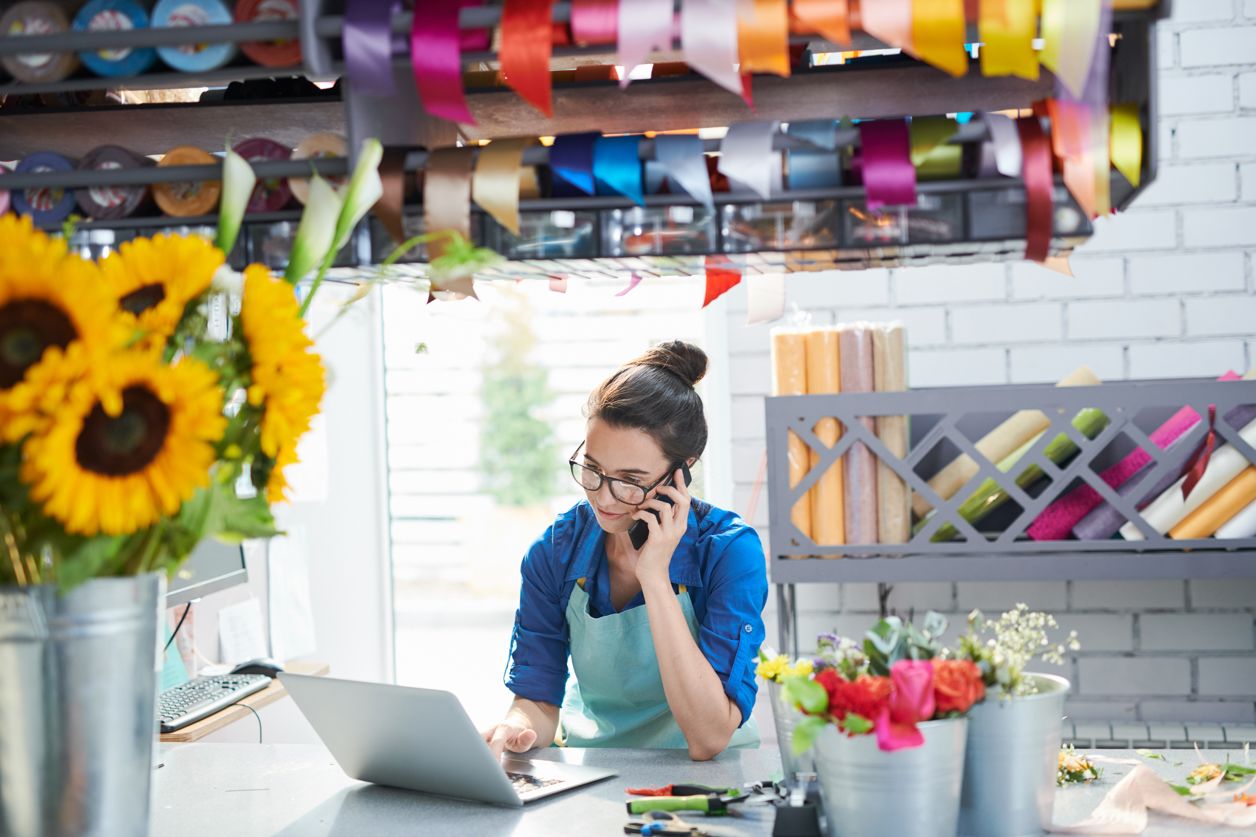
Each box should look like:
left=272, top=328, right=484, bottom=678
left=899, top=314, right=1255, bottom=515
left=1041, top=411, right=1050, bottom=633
left=873, top=323, right=910, bottom=544
left=75, top=145, right=153, bottom=219
left=771, top=329, right=812, bottom=542
left=1170, top=467, right=1256, bottom=539
left=289, top=132, right=348, bottom=205
left=805, top=327, right=845, bottom=547
left=73, top=0, right=157, bottom=77
left=153, top=145, right=221, bottom=217
left=235, top=0, right=303, bottom=67
left=232, top=137, right=293, bottom=212
left=911, top=365, right=1101, bottom=518
left=839, top=324, right=878, bottom=545
left=153, top=0, right=237, bottom=72
left=1, top=3, right=80, bottom=83
left=12, top=152, right=78, bottom=226
left=1216, top=498, right=1256, bottom=539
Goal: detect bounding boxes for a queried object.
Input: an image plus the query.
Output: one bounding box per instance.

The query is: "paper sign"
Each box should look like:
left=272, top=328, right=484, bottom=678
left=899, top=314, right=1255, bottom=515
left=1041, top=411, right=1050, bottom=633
left=217, top=598, right=269, bottom=664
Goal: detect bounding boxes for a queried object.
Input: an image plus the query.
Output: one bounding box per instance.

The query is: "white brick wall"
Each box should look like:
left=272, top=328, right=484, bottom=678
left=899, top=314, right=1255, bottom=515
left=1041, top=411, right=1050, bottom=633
left=710, top=7, right=1256, bottom=722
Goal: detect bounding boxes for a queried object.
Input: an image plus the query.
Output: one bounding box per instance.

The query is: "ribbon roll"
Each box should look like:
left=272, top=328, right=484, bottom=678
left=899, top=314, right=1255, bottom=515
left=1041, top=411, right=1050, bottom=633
left=152, top=0, right=237, bottom=72
left=373, top=146, right=410, bottom=245
left=858, top=120, right=917, bottom=211
left=1110, top=103, right=1143, bottom=188
left=910, top=116, right=962, bottom=181
left=550, top=132, right=600, bottom=195
left=718, top=121, right=782, bottom=200
left=1, top=2, right=80, bottom=83
left=12, top=152, right=78, bottom=227
left=473, top=139, right=528, bottom=234
left=912, top=0, right=968, bottom=77
left=618, top=0, right=673, bottom=86
left=737, top=0, right=791, bottom=77
left=654, top=135, right=714, bottom=208
left=501, top=0, right=556, bottom=117
left=571, top=0, right=618, bottom=45
left=74, top=145, right=153, bottom=220
left=860, top=0, right=914, bottom=52
left=72, top=0, right=157, bottom=78
left=790, top=0, right=850, bottom=47
left=979, top=0, right=1038, bottom=80
left=153, top=145, right=221, bottom=218
left=236, top=0, right=303, bottom=68
left=1018, top=116, right=1054, bottom=263
left=593, top=135, right=644, bottom=204
left=343, top=0, right=398, bottom=97
left=982, top=112, right=1023, bottom=178
left=786, top=120, right=841, bottom=189
left=424, top=147, right=475, bottom=261
left=290, top=132, right=348, bottom=205
left=412, top=0, right=476, bottom=124
left=232, top=137, right=293, bottom=212
left=1041, top=0, right=1102, bottom=99
left=682, top=0, right=741, bottom=95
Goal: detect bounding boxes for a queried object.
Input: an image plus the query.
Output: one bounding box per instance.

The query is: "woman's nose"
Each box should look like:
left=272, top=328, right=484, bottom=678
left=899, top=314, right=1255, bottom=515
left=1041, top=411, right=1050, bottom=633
left=596, top=481, right=617, bottom=506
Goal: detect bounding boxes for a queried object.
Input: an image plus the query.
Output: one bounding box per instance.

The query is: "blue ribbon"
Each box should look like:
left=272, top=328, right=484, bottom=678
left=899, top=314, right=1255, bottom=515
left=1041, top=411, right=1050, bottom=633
left=550, top=132, right=599, bottom=196
left=786, top=120, right=842, bottom=189
left=593, top=135, right=643, bottom=205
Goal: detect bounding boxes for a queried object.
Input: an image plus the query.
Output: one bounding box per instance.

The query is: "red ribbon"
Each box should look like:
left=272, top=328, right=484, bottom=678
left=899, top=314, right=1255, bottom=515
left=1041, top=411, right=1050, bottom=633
left=1181, top=404, right=1217, bottom=501
left=703, top=256, right=742, bottom=307
left=411, top=1, right=475, bottom=124
left=571, top=0, right=618, bottom=45
left=858, top=119, right=916, bottom=211
left=1017, top=115, right=1054, bottom=263
left=501, top=0, right=556, bottom=117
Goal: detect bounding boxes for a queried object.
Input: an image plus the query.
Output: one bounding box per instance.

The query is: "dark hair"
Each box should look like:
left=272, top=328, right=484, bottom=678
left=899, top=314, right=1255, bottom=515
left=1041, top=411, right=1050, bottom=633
left=586, top=341, right=709, bottom=465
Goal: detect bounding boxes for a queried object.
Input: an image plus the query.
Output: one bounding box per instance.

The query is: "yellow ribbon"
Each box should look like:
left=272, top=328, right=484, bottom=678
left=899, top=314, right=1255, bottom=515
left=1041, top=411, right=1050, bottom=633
left=910, top=116, right=963, bottom=180
left=737, top=0, right=791, bottom=77
left=980, top=0, right=1039, bottom=80
left=472, top=138, right=528, bottom=235
left=912, top=0, right=968, bottom=77
left=1110, top=103, right=1142, bottom=188
left=1091, top=110, right=1111, bottom=216
left=1041, top=0, right=1101, bottom=99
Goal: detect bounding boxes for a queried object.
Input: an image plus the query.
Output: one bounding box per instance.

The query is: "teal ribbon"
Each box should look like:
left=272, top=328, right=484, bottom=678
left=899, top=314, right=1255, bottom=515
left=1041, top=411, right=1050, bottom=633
left=593, top=135, right=644, bottom=205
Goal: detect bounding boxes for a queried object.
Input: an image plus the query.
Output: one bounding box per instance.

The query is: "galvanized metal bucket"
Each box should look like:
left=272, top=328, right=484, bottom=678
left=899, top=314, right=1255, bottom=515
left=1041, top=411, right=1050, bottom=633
left=769, top=681, right=815, bottom=784
left=813, top=716, right=968, bottom=837
left=0, top=573, right=163, bottom=837
left=959, top=673, right=1070, bottom=837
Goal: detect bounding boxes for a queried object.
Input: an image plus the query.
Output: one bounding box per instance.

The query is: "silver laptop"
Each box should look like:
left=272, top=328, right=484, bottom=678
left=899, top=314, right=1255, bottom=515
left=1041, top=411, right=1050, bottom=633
left=279, top=673, right=615, bottom=807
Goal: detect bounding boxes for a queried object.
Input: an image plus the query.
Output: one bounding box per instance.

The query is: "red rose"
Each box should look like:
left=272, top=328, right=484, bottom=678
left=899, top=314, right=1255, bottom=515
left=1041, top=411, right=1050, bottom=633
left=932, top=659, right=986, bottom=714
left=821, top=672, right=892, bottom=722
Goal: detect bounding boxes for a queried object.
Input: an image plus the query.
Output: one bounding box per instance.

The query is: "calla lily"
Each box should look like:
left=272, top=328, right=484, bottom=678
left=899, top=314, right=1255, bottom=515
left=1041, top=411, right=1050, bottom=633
left=215, top=147, right=256, bottom=257
left=285, top=174, right=343, bottom=283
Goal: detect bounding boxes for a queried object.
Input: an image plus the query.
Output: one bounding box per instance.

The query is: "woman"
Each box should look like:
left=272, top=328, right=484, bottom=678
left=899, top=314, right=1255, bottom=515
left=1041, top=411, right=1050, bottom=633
left=482, top=341, right=767, bottom=761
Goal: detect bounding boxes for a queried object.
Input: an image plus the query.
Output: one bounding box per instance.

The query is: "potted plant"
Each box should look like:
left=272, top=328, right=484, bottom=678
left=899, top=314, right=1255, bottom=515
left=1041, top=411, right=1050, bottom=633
left=756, top=648, right=817, bottom=785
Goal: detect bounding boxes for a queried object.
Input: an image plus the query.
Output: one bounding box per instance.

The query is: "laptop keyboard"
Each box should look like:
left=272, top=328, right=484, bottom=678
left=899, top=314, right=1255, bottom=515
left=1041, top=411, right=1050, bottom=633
left=507, top=772, right=564, bottom=795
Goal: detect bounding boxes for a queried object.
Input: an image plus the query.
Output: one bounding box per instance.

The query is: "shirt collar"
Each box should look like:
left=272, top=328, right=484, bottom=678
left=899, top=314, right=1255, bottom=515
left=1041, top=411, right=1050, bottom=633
left=565, top=502, right=704, bottom=588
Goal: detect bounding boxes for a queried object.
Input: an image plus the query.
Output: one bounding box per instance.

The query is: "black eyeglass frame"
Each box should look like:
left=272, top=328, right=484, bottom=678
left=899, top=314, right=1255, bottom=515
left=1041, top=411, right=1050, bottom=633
left=567, top=441, right=675, bottom=507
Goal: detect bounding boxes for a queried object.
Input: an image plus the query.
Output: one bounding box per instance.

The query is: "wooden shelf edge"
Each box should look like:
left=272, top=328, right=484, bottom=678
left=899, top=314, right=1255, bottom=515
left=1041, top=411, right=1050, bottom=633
left=159, top=659, right=329, bottom=744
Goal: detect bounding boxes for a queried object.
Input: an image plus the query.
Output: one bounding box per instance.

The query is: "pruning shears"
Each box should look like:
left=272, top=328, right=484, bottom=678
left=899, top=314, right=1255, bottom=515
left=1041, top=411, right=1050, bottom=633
left=626, top=792, right=746, bottom=816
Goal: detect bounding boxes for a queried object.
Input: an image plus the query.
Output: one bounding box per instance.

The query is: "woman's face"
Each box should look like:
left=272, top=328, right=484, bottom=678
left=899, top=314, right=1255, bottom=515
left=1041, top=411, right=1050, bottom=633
left=580, top=417, right=672, bottom=534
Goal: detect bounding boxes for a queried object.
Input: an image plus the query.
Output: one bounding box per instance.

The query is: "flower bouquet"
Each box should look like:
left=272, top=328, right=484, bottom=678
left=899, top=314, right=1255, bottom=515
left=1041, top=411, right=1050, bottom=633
left=756, top=649, right=816, bottom=784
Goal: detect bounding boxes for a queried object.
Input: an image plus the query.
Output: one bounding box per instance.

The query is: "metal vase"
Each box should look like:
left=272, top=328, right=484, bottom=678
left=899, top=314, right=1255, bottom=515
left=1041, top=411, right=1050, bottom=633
left=769, top=681, right=815, bottom=784
left=0, top=573, right=163, bottom=837
left=958, top=673, right=1070, bottom=837
left=813, top=717, right=968, bottom=837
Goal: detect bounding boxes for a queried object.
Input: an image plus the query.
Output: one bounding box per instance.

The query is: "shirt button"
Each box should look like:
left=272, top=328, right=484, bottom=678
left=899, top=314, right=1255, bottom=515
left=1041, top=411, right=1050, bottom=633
left=744, top=624, right=752, bottom=634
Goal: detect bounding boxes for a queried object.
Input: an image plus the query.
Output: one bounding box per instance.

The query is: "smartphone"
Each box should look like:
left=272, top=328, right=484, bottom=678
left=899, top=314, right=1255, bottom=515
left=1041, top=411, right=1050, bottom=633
left=628, top=462, right=693, bottom=550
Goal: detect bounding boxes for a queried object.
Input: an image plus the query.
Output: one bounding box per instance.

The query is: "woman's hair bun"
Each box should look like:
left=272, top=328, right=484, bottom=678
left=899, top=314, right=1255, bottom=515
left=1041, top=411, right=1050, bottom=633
left=630, top=341, right=708, bottom=388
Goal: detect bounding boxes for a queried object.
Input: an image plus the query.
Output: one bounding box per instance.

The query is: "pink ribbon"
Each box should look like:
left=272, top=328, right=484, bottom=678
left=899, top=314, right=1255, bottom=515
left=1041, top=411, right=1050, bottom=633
left=682, top=0, right=741, bottom=94
left=411, top=1, right=475, bottom=124
left=858, top=120, right=917, bottom=211
left=571, top=0, right=618, bottom=45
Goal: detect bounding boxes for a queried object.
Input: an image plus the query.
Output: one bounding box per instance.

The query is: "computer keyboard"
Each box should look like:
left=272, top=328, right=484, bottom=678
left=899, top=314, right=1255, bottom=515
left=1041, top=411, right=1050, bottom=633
left=158, top=674, right=271, bottom=733
left=506, top=772, right=564, bottom=795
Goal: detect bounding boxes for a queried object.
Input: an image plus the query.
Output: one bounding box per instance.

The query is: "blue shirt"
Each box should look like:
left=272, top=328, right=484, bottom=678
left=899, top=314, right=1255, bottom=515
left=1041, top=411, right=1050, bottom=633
left=503, top=499, right=768, bottom=727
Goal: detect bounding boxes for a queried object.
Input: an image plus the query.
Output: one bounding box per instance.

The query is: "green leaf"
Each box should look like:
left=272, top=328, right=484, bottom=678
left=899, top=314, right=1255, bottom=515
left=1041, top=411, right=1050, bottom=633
left=1169, top=784, right=1192, bottom=797
left=840, top=713, right=874, bottom=735
left=1223, top=763, right=1256, bottom=781
left=57, top=536, right=126, bottom=593
left=783, top=675, right=828, bottom=715
left=216, top=148, right=256, bottom=256
left=791, top=715, right=828, bottom=756
left=285, top=174, right=343, bottom=283
left=922, top=611, right=948, bottom=639
left=1135, top=749, right=1165, bottom=761
left=215, top=493, right=279, bottom=542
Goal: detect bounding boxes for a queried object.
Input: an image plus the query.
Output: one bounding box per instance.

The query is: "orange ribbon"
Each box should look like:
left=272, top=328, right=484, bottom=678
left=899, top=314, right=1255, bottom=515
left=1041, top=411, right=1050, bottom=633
left=500, top=0, right=556, bottom=117
left=790, top=0, right=851, bottom=46
left=912, top=0, right=968, bottom=76
left=738, top=0, right=791, bottom=77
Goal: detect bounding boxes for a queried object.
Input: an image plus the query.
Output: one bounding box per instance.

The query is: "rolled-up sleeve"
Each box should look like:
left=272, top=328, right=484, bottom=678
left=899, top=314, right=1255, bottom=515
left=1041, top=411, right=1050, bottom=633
left=503, top=525, right=570, bottom=706
left=696, top=527, right=768, bottom=727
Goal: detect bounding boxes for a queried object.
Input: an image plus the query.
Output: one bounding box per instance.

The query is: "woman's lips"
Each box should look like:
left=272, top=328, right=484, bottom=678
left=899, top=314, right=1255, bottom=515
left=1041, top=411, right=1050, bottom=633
left=596, top=507, right=625, bottom=520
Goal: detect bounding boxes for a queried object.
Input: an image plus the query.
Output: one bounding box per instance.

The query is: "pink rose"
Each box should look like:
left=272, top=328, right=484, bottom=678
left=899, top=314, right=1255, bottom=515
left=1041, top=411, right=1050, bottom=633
left=874, top=660, right=936, bottom=752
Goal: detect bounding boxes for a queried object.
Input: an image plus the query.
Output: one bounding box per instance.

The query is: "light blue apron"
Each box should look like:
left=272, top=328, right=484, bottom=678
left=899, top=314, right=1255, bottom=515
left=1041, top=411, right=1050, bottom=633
left=559, top=581, right=760, bottom=749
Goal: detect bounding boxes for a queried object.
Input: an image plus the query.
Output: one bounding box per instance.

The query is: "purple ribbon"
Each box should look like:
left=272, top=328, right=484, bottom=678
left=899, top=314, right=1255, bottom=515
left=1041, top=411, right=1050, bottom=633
left=344, top=0, right=399, bottom=97
left=550, top=132, right=600, bottom=195
left=858, top=119, right=917, bottom=211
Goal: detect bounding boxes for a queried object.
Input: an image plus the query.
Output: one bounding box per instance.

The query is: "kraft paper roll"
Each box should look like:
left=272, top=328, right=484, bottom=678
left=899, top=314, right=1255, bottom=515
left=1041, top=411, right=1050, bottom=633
left=911, top=365, right=1101, bottom=518
left=235, top=0, right=303, bottom=68
left=873, top=323, right=909, bottom=544
left=75, top=145, right=154, bottom=220
left=1, top=3, right=80, bottom=83
left=771, top=329, right=812, bottom=542
left=1120, top=416, right=1256, bottom=541
left=153, top=145, right=221, bottom=217
left=1170, top=467, right=1256, bottom=540
left=153, top=0, right=237, bottom=72
left=12, top=152, right=78, bottom=227
left=289, top=132, right=348, bottom=205
left=1216, top=497, right=1256, bottom=539
left=232, top=137, right=293, bottom=212
left=805, top=328, right=845, bottom=547
left=839, top=324, right=878, bottom=545
left=73, top=0, right=157, bottom=78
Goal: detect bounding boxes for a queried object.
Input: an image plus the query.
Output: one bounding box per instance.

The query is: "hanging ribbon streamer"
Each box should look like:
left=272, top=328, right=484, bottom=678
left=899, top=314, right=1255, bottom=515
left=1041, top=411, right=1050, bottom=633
left=654, top=135, right=714, bottom=208
left=703, top=256, right=743, bottom=307
left=593, top=135, right=644, bottom=204
left=550, top=132, right=599, bottom=195
left=1110, top=103, right=1143, bottom=188
left=682, top=0, right=742, bottom=95
left=982, top=112, right=1023, bottom=178
left=458, top=0, right=491, bottom=50
left=979, top=0, right=1038, bottom=80
left=786, top=120, right=841, bottom=188
left=718, top=121, right=782, bottom=199
left=860, top=0, right=914, bottom=53
left=424, top=147, right=475, bottom=261
left=1086, top=0, right=1115, bottom=216
left=737, top=0, right=791, bottom=77
left=1181, top=405, right=1218, bottom=501
left=1041, top=0, right=1101, bottom=99
left=1064, top=152, right=1097, bottom=220
left=411, top=1, right=475, bottom=124
left=858, top=119, right=917, bottom=211
left=746, top=273, right=786, bottom=325
left=618, top=0, right=673, bottom=86
left=790, top=0, right=850, bottom=47
left=912, top=0, right=968, bottom=77
left=615, top=272, right=644, bottom=296
left=909, top=116, right=962, bottom=180
left=473, top=138, right=527, bottom=234
left=373, top=146, right=409, bottom=244
left=548, top=275, right=569, bottom=293
left=1017, top=116, right=1054, bottom=263
left=571, top=0, right=618, bottom=45
left=343, top=0, right=398, bottom=97
left=1091, top=107, right=1112, bottom=217
left=501, top=0, right=556, bottom=117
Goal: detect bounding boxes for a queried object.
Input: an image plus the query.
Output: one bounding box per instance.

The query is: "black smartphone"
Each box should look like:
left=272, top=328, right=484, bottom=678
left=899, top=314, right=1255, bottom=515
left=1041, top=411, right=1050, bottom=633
left=628, top=462, right=693, bottom=550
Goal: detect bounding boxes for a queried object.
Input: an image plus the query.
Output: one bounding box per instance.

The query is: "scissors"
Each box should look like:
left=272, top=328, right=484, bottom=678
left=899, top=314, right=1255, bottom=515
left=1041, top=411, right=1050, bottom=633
left=624, top=810, right=719, bottom=836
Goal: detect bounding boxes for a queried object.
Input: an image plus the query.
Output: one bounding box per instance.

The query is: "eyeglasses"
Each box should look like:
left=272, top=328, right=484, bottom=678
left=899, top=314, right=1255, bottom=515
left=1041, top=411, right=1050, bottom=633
left=568, top=442, right=670, bottom=506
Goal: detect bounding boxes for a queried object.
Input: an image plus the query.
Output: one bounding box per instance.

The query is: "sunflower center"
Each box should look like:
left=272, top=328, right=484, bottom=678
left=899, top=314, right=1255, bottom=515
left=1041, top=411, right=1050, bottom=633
left=0, top=299, right=78, bottom=388
left=76, top=386, right=172, bottom=477
left=119, top=283, right=167, bottom=316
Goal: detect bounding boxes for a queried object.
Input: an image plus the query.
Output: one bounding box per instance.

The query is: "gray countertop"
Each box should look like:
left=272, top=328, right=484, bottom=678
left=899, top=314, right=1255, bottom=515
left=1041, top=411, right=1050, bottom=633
left=151, top=743, right=1251, bottom=836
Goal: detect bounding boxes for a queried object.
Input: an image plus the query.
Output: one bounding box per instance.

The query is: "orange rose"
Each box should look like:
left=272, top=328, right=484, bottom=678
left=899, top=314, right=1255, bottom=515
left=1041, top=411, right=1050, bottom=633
left=932, top=659, right=985, bottom=714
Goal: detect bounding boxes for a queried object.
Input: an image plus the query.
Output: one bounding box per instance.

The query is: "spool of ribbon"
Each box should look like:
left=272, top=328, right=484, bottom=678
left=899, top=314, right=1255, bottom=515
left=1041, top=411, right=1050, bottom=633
left=790, top=0, right=850, bottom=46
left=858, top=119, right=916, bottom=211
left=593, top=135, right=644, bottom=204
left=785, top=120, right=841, bottom=189
left=1017, top=116, right=1054, bottom=263
left=718, top=121, right=782, bottom=200
left=1181, top=405, right=1218, bottom=502
left=703, top=256, right=742, bottom=307
left=152, top=0, right=237, bottom=73
left=289, top=132, right=348, bottom=205
left=500, top=0, right=556, bottom=117
left=910, top=116, right=962, bottom=181
left=153, top=145, right=221, bottom=217
left=72, top=0, right=157, bottom=78
left=74, top=145, right=153, bottom=220
left=1041, top=0, right=1102, bottom=99
left=653, top=134, right=714, bottom=208
left=1110, top=103, right=1143, bottom=188
left=473, top=138, right=528, bottom=234
left=681, top=0, right=741, bottom=95
left=911, top=0, right=968, bottom=77
left=12, top=152, right=79, bottom=227
left=232, top=137, right=293, bottom=212
left=343, top=0, right=399, bottom=97
left=550, top=132, right=599, bottom=195
left=411, top=0, right=476, bottom=124
left=0, top=2, right=81, bottom=83
left=373, top=146, right=410, bottom=245
left=423, top=147, right=475, bottom=260
left=860, top=0, right=914, bottom=53
left=571, top=0, right=618, bottom=45
left=737, top=0, right=791, bottom=77
left=617, top=0, right=673, bottom=86
left=979, top=0, right=1038, bottom=79
left=235, top=0, right=303, bottom=68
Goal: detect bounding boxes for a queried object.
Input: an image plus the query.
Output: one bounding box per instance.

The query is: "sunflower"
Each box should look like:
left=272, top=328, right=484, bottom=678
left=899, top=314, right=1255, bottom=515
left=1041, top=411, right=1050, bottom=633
left=239, top=264, right=325, bottom=503
left=99, top=233, right=226, bottom=342
left=19, top=350, right=227, bottom=537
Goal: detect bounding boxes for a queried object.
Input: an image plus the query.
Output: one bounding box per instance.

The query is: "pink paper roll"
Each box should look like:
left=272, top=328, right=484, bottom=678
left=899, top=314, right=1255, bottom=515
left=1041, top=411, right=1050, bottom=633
left=1027, top=371, right=1242, bottom=541
left=839, top=323, right=878, bottom=545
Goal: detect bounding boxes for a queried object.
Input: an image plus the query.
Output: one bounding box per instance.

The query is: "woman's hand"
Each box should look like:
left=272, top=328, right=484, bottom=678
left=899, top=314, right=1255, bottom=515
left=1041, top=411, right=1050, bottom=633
left=481, top=720, right=539, bottom=759
left=631, top=469, right=691, bottom=586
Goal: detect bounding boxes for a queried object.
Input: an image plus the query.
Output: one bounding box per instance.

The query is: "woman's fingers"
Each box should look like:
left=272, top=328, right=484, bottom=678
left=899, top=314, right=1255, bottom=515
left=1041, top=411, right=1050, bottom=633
left=488, top=724, right=511, bottom=758
left=510, top=728, right=539, bottom=752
